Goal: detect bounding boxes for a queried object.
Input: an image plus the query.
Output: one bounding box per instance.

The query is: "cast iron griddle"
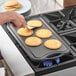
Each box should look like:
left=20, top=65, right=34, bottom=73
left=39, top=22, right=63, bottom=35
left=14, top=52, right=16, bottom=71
left=7, top=15, right=70, bottom=61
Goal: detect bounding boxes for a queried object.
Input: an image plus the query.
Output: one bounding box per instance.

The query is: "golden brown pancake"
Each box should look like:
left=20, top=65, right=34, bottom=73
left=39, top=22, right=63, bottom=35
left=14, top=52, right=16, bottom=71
left=25, top=37, right=42, bottom=46
left=35, top=29, right=53, bottom=38
left=44, top=39, right=62, bottom=50
left=17, top=28, right=34, bottom=37
left=2, top=0, right=22, bottom=11
left=3, top=0, right=18, bottom=7
left=27, top=20, right=43, bottom=27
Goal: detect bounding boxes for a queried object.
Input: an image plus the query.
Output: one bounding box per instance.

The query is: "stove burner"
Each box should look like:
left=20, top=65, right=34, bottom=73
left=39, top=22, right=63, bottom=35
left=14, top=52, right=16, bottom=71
left=55, top=58, right=60, bottom=64
left=43, top=60, right=53, bottom=67
left=42, top=58, right=61, bottom=67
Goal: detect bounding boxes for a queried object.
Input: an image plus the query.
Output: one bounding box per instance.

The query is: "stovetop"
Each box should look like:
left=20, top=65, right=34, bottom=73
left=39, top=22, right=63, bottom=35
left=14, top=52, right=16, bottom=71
left=2, top=6, right=76, bottom=76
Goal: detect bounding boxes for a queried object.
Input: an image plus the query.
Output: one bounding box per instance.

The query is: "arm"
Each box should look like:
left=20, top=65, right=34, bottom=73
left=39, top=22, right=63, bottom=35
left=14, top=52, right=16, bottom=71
left=0, top=11, right=26, bottom=28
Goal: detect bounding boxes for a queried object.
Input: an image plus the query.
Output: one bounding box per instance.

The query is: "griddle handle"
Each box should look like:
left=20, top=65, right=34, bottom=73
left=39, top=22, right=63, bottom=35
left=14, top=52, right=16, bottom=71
left=34, top=53, right=64, bottom=61
left=45, top=53, right=64, bottom=60
left=33, top=53, right=64, bottom=61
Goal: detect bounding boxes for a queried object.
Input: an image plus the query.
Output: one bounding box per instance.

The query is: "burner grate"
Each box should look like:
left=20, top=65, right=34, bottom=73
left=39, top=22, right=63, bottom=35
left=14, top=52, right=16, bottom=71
left=43, top=7, right=76, bottom=33
left=62, top=31, right=76, bottom=45
left=56, top=20, right=74, bottom=30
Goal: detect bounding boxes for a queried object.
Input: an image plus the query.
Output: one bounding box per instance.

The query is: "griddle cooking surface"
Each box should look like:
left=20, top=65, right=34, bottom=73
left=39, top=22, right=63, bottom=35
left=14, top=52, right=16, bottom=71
left=7, top=15, right=69, bottom=61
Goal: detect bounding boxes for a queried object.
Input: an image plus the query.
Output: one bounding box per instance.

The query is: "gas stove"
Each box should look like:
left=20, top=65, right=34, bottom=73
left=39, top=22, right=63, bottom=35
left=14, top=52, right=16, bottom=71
left=2, top=6, right=76, bottom=76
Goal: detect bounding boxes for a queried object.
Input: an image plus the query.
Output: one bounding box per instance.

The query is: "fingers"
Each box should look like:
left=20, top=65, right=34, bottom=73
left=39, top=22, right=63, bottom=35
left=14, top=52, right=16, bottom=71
left=0, top=11, right=26, bottom=28
left=19, top=15, right=26, bottom=28
left=6, top=11, right=26, bottom=28
left=13, top=13, right=26, bottom=28
left=12, top=19, right=22, bottom=28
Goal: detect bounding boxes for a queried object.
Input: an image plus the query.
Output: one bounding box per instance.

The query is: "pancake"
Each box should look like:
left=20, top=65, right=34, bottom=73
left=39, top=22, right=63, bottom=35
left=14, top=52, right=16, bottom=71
left=25, top=37, right=42, bottom=46
left=17, top=28, right=34, bottom=36
left=3, top=0, right=18, bottom=7
left=44, top=39, right=62, bottom=50
left=12, top=3, right=22, bottom=8
left=4, top=7, right=20, bottom=11
left=27, top=20, right=43, bottom=27
left=2, top=0, right=22, bottom=11
left=35, top=29, right=53, bottom=38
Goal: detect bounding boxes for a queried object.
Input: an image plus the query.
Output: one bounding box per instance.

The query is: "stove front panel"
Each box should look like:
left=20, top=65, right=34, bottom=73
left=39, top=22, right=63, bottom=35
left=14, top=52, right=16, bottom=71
left=44, top=66, right=76, bottom=76
left=0, top=26, right=35, bottom=76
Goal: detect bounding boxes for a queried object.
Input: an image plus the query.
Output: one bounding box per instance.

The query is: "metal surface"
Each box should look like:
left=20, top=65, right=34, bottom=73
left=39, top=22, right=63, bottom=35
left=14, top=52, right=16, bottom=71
left=43, top=66, right=76, bottom=76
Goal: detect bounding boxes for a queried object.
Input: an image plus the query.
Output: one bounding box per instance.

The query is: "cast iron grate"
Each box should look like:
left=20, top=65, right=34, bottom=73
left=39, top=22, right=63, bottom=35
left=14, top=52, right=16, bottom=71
left=43, top=7, right=76, bottom=33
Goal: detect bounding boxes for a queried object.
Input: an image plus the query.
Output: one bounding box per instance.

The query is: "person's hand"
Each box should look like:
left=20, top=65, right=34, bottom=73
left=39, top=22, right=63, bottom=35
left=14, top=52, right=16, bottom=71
left=0, top=11, right=26, bottom=28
